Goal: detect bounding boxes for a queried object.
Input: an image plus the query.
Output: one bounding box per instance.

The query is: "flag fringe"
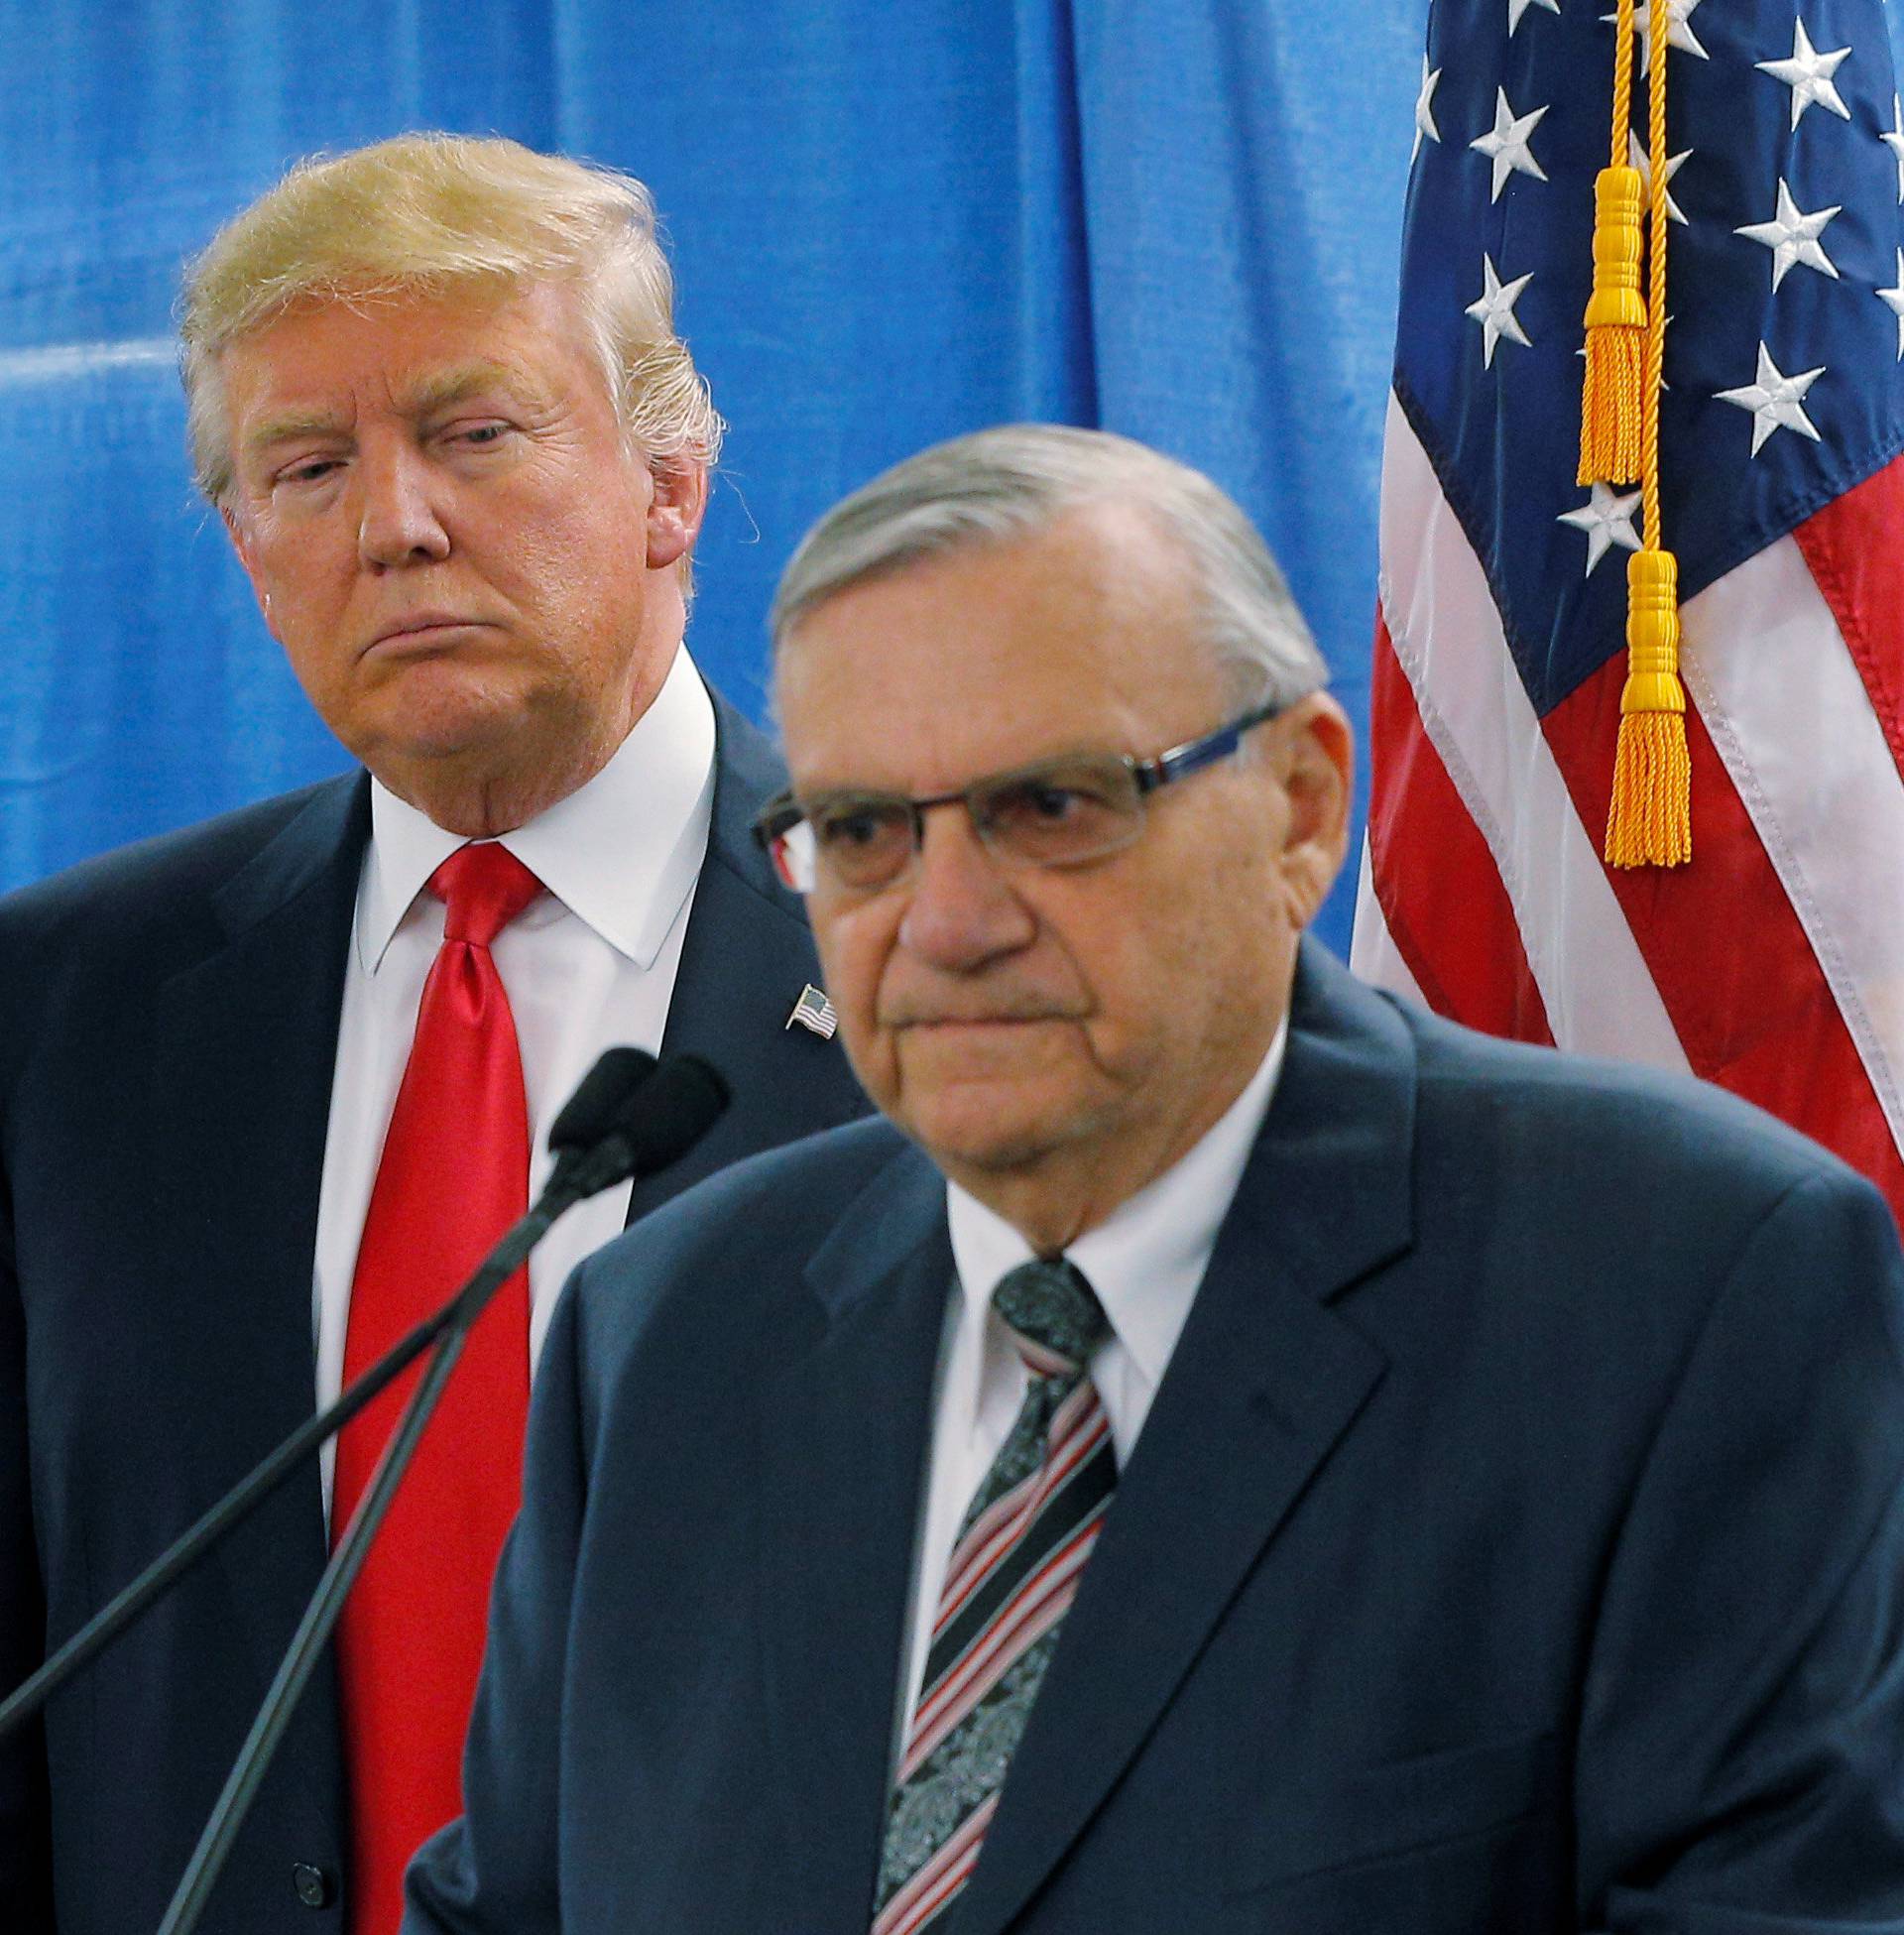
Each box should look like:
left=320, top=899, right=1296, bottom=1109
left=1606, top=711, right=1691, bottom=868
left=1604, top=548, right=1690, bottom=869
left=1579, top=326, right=1646, bottom=485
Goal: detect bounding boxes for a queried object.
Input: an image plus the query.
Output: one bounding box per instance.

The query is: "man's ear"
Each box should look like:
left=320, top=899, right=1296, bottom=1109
left=221, top=504, right=281, bottom=644
left=1272, top=692, right=1355, bottom=929
left=646, top=459, right=708, bottom=572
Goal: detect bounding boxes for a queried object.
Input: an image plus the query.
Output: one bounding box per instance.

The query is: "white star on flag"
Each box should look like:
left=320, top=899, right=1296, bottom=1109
left=1507, top=0, right=1561, bottom=33
left=1882, top=95, right=1904, bottom=204
left=1465, top=254, right=1534, bottom=367
left=1601, top=0, right=1708, bottom=72
left=1557, top=483, right=1643, bottom=575
left=1880, top=250, right=1904, bottom=361
left=1470, top=86, right=1550, bottom=201
left=1716, top=343, right=1826, bottom=456
left=1755, top=18, right=1852, bottom=131
left=1627, top=130, right=1690, bottom=224
left=1734, top=179, right=1842, bottom=291
left=1414, top=57, right=1443, bottom=163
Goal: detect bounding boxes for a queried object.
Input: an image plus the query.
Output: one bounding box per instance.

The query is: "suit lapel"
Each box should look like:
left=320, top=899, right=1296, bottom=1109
left=953, top=947, right=1419, bottom=1935
left=148, top=778, right=367, bottom=1742
left=630, top=692, right=850, bottom=1218
left=757, top=1147, right=951, bottom=1925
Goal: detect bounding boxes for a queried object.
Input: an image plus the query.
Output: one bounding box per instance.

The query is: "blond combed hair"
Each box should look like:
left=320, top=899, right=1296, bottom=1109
left=179, top=132, right=724, bottom=505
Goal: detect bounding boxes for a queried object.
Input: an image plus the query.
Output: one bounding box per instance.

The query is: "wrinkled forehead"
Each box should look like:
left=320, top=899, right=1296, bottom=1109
left=773, top=511, right=1225, bottom=792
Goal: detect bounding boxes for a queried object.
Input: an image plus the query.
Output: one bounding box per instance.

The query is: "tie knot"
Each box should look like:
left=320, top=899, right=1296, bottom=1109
left=992, top=1258, right=1107, bottom=1377
left=429, top=843, right=544, bottom=946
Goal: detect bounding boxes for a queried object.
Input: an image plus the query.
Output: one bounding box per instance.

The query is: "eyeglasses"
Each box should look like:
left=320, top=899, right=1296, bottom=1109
left=753, top=699, right=1284, bottom=895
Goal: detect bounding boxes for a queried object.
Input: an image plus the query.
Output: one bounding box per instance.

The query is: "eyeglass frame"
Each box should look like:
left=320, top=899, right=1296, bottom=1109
left=751, top=696, right=1288, bottom=895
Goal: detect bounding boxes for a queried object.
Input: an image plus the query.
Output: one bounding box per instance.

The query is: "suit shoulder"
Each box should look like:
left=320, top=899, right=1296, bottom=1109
left=0, top=777, right=358, bottom=952
left=587, top=1113, right=914, bottom=1281
left=1397, top=992, right=1876, bottom=1214
left=0, top=778, right=363, bottom=1100
left=1299, top=949, right=1860, bottom=1212
left=567, top=1116, right=918, bottom=1343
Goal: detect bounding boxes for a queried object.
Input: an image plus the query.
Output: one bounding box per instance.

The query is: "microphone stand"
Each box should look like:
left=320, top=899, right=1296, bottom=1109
left=155, top=1070, right=719, bottom=1935
left=0, top=1047, right=725, bottom=1935
left=157, top=1252, right=511, bottom=1934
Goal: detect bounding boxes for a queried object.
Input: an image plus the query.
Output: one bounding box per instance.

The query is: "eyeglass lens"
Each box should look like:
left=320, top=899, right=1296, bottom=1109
left=791, top=756, right=1146, bottom=892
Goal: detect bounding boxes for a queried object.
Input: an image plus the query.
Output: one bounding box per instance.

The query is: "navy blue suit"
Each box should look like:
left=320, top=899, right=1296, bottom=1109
left=407, top=945, right=1904, bottom=1934
left=0, top=697, right=869, bottom=1934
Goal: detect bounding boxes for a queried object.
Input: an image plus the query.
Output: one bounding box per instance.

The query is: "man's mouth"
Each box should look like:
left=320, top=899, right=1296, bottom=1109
left=367, top=612, right=491, bottom=653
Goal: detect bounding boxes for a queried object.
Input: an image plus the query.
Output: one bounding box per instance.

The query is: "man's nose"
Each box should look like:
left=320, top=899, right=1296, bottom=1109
left=896, top=805, right=1037, bottom=971
left=356, top=443, right=451, bottom=569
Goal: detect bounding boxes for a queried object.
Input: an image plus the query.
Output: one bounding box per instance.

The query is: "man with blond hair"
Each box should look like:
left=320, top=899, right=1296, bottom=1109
left=0, top=134, right=863, bottom=1935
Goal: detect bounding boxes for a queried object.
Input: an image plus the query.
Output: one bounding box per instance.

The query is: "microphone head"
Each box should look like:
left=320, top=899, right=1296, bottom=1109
left=616, top=1054, right=731, bottom=1174
left=547, top=1047, right=658, bottom=1153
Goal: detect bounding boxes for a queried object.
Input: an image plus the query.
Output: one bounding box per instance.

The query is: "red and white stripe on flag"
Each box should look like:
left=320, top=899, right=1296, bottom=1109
left=1353, top=397, right=1904, bottom=1221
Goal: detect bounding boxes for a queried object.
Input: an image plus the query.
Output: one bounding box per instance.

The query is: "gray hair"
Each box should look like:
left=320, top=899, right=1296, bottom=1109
left=179, top=132, right=723, bottom=507
left=770, top=423, right=1326, bottom=709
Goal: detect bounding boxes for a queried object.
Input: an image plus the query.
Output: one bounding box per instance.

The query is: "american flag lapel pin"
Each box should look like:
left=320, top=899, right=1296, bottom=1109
left=786, top=983, right=839, bottom=1039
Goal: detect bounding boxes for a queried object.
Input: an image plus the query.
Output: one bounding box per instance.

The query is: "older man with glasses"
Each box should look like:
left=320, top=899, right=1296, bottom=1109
left=407, top=424, right=1904, bottom=1934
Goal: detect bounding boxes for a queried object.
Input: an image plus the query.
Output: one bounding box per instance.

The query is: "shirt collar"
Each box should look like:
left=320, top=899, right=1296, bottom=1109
left=357, top=643, right=717, bottom=971
left=945, top=1018, right=1288, bottom=1386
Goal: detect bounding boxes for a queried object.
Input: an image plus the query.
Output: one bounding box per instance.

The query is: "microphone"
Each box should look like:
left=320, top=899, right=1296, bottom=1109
left=567, top=1051, right=731, bottom=1195
left=548, top=1044, right=658, bottom=1152
left=543, top=1050, right=729, bottom=1205
left=630, top=1053, right=731, bottom=1162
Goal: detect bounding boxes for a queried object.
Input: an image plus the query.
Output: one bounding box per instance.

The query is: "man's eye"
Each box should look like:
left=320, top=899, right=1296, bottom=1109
left=816, top=805, right=899, bottom=851
left=450, top=423, right=512, bottom=448
left=993, top=778, right=1114, bottom=825
left=1021, top=784, right=1089, bottom=821
left=983, top=770, right=1131, bottom=858
left=277, top=457, right=341, bottom=488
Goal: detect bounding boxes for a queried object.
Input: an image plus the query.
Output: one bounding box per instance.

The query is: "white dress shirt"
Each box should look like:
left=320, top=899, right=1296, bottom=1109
left=312, top=644, right=716, bottom=1518
left=897, top=1022, right=1289, bottom=1737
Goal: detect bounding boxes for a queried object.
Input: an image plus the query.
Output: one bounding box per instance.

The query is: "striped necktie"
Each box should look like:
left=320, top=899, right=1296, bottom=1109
left=873, top=1258, right=1117, bottom=1935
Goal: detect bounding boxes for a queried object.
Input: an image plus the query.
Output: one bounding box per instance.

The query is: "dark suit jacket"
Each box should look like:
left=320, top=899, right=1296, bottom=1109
left=0, top=695, right=869, bottom=1935
left=406, top=944, right=1904, bottom=1934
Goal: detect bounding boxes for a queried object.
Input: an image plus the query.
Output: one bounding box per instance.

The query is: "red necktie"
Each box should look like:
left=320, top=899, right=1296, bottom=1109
left=332, top=841, right=543, bottom=1935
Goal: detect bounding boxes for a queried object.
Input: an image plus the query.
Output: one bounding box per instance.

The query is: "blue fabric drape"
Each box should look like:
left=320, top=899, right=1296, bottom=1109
left=0, top=1, right=1421, bottom=950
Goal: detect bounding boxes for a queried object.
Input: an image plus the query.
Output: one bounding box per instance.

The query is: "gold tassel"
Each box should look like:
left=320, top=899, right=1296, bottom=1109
left=1578, top=166, right=1647, bottom=486
left=1602, top=0, right=1688, bottom=868
left=1605, top=548, right=1690, bottom=868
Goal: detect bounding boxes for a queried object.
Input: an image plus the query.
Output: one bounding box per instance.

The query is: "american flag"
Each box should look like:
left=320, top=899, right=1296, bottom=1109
left=787, top=981, right=840, bottom=1039
left=1351, top=0, right=1904, bottom=1220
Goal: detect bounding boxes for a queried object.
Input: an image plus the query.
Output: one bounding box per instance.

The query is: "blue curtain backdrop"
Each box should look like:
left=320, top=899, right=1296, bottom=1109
left=0, top=0, right=1422, bottom=952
